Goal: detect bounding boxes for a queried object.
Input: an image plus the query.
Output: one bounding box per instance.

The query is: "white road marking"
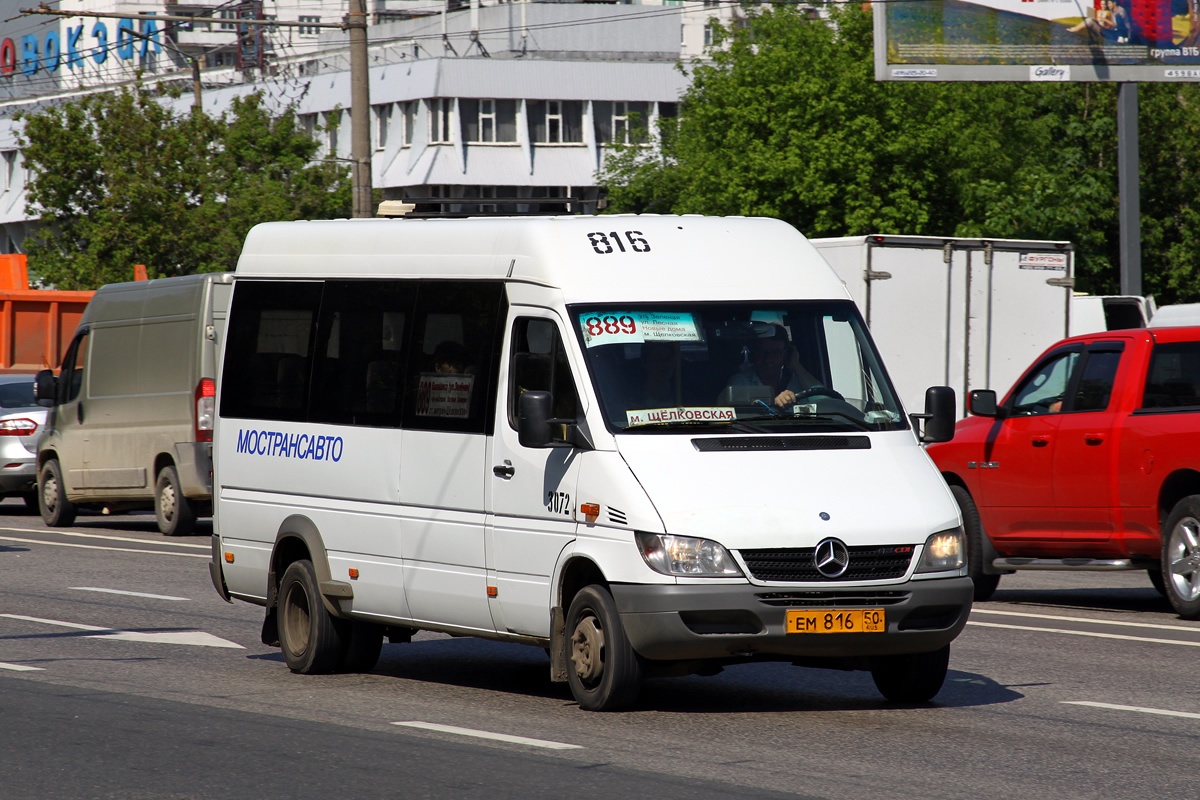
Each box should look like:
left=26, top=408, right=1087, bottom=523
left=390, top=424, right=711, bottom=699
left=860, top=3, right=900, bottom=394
left=967, top=620, right=1200, bottom=647
left=70, top=587, right=191, bottom=601
left=1063, top=701, right=1200, bottom=720
left=0, top=662, right=43, bottom=671
left=973, top=607, right=1200, bottom=633
left=0, top=526, right=209, bottom=549
left=392, top=721, right=582, bottom=750
left=0, top=614, right=244, bottom=649
left=0, top=535, right=209, bottom=558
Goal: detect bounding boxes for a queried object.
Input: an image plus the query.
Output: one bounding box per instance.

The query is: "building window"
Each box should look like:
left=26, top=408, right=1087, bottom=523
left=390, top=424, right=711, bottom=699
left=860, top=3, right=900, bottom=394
left=529, top=100, right=583, bottom=144
left=2, top=151, right=16, bottom=192
left=460, top=99, right=517, bottom=143
left=429, top=98, right=453, bottom=144
left=324, top=111, right=340, bottom=156
left=208, top=49, right=236, bottom=67
left=219, top=9, right=237, bottom=31
left=298, top=16, right=320, bottom=36
left=299, top=113, right=317, bottom=139
left=401, top=101, right=416, bottom=146
left=594, top=101, right=650, bottom=145
left=373, top=103, right=392, bottom=150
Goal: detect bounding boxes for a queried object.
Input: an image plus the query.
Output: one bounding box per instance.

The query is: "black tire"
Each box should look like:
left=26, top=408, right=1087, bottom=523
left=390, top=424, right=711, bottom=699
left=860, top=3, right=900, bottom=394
left=340, top=621, right=384, bottom=673
left=155, top=465, right=195, bottom=536
left=278, top=559, right=346, bottom=674
left=871, top=644, right=950, bottom=703
left=20, top=491, right=38, bottom=512
left=565, top=584, right=642, bottom=711
left=1161, top=495, right=1200, bottom=619
left=950, top=485, right=999, bottom=602
left=38, top=459, right=76, bottom=527
left=1149, top=569, right=1167, bottom=598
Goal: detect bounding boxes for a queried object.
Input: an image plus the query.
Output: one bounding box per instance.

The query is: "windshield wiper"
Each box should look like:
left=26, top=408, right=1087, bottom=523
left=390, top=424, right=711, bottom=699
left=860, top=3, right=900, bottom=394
left=736, top=410, right=874, bottom=432
left=622, top=419, right=766, bottom=433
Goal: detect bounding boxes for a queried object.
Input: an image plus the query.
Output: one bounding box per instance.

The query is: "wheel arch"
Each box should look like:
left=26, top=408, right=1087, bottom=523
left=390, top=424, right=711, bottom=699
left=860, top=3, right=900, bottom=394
left=267, top=514, right=347, bottom=617
left=1158, top=469, right=1200, bottom=531
left=556, top=554, right=608, bottom=612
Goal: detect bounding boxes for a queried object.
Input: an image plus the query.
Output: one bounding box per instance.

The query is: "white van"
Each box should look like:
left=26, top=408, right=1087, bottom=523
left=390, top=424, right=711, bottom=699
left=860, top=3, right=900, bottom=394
left=208, top=214, right=972, bottom=711
left=35, top=273, right=233, bottom=535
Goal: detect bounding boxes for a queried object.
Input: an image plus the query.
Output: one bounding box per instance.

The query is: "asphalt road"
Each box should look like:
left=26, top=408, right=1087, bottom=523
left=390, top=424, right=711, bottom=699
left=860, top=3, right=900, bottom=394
left=2, top=500, right=1198, bottom=800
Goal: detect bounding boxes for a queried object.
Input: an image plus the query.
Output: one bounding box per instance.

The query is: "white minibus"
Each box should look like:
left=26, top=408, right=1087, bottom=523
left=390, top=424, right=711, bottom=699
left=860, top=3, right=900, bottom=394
left=209, top=214, right=971, bottom=711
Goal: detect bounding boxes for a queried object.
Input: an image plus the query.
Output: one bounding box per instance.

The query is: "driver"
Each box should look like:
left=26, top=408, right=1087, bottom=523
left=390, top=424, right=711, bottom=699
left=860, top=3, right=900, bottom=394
left=724, top=325, right=821, bottom=408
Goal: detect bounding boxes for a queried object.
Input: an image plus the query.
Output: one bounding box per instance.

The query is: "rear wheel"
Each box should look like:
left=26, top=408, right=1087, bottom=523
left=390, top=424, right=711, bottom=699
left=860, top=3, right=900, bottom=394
left=1161, top=495, right=1200, bottom=619
left=950, top=485, right=999, bottom=601
left=340, top=621, right=384, bottom=673
left=565, top=585, right=642, bottom=711
left=871, top=645, right=950, bottom=703
left=155, top=465, right=195, bottom=536
left=278, top=559, right=345, bottom=674
left=20, top=491, right=38, bottom=512
left=38, top=459, right=76, bottom=527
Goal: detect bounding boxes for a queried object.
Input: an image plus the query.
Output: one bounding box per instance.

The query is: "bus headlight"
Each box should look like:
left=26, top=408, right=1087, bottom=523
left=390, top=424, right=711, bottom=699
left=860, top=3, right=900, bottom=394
left=915, top=528, right=965, bottom=574
left=635, top=532, right=744, bottom=577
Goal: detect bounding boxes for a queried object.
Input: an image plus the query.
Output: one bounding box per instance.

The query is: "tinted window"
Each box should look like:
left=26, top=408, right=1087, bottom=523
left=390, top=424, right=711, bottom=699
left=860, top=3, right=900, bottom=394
left=1072, top=349, right=1122, bottom=412
left=60, top=331, right=89, bottom=404
left=220, top=281, right=321, bottom=422
left=508, top=318, right=580, bottom=431
left=1144, top=341, right=1200, bottom=409
left=309, top=280, right=416, bottom=428
left=0, top=379, right=36, bottom=409
left=402, top=281, right=505, bottom=434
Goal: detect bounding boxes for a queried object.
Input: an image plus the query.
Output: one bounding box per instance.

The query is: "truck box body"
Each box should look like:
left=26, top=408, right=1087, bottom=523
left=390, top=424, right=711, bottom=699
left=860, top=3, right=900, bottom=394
left=811, top=235, right=1074, bottom=418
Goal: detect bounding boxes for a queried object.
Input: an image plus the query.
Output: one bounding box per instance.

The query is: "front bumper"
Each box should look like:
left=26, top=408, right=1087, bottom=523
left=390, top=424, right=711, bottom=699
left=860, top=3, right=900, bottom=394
left=611, top=577, right=973, bottom=661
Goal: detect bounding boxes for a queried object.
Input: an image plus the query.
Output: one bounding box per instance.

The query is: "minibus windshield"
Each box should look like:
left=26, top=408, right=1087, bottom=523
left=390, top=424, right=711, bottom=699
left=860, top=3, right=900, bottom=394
left=570, top=301, right=908, bottom=434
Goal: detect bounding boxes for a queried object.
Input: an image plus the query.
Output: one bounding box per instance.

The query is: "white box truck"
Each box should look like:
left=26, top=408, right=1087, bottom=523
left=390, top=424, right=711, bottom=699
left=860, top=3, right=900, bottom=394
left=811, top=235, right=1077, bottom=418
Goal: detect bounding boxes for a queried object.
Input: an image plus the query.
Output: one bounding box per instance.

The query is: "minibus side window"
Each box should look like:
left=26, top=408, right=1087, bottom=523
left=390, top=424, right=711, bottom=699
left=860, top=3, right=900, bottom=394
left=220, top=280, right=322, bottom=422
left=508, top=318, right=580, bottom=431
left=60, top=330, right=89, bottom=404
left=309, top=280, right=416, bottom=428
left=401, top=280, right=505, bottom=435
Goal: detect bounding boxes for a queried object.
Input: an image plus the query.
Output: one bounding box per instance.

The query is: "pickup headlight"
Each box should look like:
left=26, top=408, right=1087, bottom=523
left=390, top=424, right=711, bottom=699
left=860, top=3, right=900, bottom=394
left=635, top=532, right=744, bottom=577
left=915, top=528, right=965, bottom=574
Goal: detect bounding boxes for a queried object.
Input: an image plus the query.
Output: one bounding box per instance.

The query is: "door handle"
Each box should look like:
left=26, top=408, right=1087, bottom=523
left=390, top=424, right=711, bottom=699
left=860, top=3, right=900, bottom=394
left=77, top=402, right=84, bottom=425
left=1031, top=436, right=1050, bottom=447
left=1085, top=434, right=1105, bottom=446
left=493, top=461, right=515, bottom=479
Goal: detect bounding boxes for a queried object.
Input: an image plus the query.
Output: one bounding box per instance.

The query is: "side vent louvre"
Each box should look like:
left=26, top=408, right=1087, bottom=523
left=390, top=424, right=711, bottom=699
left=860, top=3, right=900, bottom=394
left=608, top=507, right=628, bottom=526
left=692, top=436, right=871, bottom=452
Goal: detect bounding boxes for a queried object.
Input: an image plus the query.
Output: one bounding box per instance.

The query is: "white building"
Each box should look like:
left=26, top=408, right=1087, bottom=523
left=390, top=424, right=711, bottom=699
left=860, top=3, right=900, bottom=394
left=0, top=0, right=750, bottom=253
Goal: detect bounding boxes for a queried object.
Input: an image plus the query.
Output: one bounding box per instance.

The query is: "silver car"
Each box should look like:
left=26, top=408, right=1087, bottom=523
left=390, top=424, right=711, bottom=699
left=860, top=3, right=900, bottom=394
left=0, top=374, right=47, bottom=509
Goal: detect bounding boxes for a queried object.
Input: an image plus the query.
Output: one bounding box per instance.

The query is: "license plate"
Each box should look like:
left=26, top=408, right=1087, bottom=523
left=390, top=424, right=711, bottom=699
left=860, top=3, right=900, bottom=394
left=786, top=609, right=885, bottom=634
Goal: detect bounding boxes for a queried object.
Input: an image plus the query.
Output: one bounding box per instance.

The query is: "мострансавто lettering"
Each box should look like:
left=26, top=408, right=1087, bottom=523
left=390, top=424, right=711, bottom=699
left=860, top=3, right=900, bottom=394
left=235, top=429, right=344, bottom=462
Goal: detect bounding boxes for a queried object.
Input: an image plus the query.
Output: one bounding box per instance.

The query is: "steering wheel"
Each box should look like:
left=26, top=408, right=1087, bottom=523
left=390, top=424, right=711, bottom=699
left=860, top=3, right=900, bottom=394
left=794, top=385, right=845, bottom=402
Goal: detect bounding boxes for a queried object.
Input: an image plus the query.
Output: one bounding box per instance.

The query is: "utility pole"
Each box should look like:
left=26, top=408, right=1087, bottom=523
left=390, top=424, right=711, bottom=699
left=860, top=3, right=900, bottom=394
left=347, top=0, right=373, bottom=218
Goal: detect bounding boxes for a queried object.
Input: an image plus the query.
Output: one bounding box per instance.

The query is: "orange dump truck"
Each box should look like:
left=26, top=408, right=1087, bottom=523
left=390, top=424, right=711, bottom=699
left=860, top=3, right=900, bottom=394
left=0, top=255, right=95, bottom=374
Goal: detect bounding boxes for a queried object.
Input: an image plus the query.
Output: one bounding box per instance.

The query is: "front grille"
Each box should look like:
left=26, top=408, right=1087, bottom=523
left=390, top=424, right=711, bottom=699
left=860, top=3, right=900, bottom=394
left=740, top=545, right=913, bottom=582
left=756, top=590, right=911, bottom=607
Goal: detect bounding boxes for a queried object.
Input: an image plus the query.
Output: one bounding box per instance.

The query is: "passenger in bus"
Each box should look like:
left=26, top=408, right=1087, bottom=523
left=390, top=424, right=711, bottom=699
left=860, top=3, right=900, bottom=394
left=628, top=341, right=679, bottom=408
left=432, top=340, right=472, bottom=375
left=723, top=324, right=820, bottom=408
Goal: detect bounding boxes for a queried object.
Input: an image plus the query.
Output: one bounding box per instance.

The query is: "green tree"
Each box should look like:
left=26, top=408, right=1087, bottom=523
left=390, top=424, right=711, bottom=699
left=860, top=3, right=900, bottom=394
left=18, top=85, right=349, bottom=290
left=598, top=6, right=1165, bottom=297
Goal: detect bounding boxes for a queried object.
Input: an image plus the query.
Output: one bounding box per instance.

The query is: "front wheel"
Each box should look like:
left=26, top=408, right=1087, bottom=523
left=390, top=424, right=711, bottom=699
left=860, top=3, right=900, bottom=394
left=950, top=485, right=1000, bottom=601
left=1161, top=495, right=1200, bottom=619
left=155, top=465, right=196, bottom=536
left=38, top=459, right=76, bottom=527
left=278, top=559, right=345, bottom=674
left=870, top=645, right=950, bottom=703
left=565, top=585, right=642, bottom=711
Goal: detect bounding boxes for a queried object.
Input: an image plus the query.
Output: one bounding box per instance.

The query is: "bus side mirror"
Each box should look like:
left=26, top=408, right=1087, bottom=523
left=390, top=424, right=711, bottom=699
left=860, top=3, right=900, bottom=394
left=917, top=386, right=956, bottom=444
left=967, top=389, right=998, bottom=418
left=517, top=390, right=554, bottom=448
left=34, top=369, right=57, bottom=407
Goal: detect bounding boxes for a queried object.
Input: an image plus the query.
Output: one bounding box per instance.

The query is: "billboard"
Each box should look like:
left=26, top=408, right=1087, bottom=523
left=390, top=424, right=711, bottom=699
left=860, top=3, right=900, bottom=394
left=875, top=0, right=1200, bottom=81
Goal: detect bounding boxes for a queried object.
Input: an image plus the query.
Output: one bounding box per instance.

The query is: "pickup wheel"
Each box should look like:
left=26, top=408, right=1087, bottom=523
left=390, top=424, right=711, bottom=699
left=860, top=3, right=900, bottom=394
left=950, top=485, right=999, bottom=601
left=1162, top=496, right=1200, bottom=619
left=565, top=585, right=643, bottom=711
left=870, top=644, right=950, bottom=703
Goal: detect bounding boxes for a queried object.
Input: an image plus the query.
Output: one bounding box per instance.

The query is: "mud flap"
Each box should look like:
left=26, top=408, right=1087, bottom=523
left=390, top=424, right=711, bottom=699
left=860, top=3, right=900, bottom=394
left=261, top=606, right=280, bottom=647
left=550, top=605, right=568, bottom=683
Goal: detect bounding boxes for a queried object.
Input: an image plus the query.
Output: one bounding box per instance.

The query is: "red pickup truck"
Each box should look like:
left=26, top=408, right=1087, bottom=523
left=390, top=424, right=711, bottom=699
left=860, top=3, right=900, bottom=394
left=926, top=326, right=1200, bottom=618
